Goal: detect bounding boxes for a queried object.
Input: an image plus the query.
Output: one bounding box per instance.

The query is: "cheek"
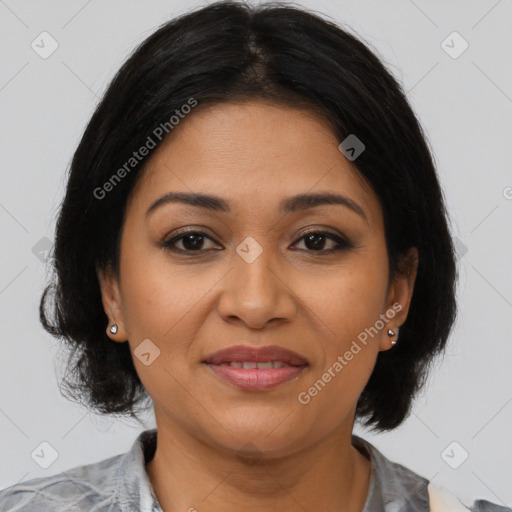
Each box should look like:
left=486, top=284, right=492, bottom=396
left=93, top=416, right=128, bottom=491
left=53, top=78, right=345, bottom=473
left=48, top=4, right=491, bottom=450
left=118, top=243, right=207, bottom=408
left=118, top=238, right=211, bottom=338
left=294, top=342, right=377, bottom=443
left=297, top=252, right=387, bottom=422
left=118, top=242, right=231, bottom=396
left=306, top=259, right=389, bottom=347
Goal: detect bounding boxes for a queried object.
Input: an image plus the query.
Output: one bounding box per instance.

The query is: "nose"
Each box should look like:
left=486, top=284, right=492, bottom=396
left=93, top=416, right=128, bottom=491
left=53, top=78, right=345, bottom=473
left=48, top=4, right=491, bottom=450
left=216, top=245, right=297, bottom=330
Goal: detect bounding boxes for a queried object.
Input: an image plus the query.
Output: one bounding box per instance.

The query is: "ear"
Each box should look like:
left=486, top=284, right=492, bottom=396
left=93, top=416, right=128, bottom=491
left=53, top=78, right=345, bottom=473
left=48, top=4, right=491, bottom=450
left=378, top=247, right=419, bottom=351
left=96, top=264, right=128, bottom=342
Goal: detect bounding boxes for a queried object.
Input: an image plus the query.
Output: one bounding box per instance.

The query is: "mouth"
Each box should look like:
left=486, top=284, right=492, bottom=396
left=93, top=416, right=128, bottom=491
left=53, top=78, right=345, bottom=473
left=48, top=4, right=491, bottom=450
left=202, top=345, right=309, bottom=391
left=211, top=360, right=301, bottom=369
left=203, top=344, right=309, bottom=366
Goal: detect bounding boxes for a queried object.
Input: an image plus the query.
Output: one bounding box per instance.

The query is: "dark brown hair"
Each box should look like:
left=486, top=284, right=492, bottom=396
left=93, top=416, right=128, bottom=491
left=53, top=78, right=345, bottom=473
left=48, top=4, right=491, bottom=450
left=40, top=0, right=457, bottom=433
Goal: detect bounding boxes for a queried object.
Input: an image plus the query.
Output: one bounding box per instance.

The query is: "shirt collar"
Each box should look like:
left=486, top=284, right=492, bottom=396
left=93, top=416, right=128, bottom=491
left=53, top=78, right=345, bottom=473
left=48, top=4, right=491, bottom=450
left=352, top=434, right=430, bottom=511
left=116, top=428, right=161, bottom=512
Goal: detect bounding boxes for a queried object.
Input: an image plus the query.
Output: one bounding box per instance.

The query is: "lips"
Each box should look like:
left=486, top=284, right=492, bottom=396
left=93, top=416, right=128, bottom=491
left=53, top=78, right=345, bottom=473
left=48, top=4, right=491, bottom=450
left=202, top=345, right=309, bottom=366
left=202, top=344, right=309, bottom=391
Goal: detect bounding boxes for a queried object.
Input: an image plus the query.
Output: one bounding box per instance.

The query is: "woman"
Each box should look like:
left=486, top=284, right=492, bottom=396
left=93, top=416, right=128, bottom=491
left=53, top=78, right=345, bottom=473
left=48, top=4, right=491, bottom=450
left=0, top=1, right=509, bottom=511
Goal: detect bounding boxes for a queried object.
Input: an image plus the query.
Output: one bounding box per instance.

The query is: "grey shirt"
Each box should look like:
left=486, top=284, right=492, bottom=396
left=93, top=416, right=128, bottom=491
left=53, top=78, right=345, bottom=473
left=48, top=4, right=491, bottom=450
left=0, top=428, right=509, bottom=511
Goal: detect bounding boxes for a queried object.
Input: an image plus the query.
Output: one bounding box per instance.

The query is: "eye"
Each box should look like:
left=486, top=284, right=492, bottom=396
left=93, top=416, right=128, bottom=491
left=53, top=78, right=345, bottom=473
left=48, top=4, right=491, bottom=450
left=291, top=230, right=353, bottom=253
left=162, top=229, right=219, bottom=253
left=162, top=228, right=353, bottom=255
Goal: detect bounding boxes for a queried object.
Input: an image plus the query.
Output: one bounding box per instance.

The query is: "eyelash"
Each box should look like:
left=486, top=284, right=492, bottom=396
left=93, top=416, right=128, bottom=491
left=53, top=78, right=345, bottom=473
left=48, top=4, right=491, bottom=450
left=162, top=228, right=353, bottom=255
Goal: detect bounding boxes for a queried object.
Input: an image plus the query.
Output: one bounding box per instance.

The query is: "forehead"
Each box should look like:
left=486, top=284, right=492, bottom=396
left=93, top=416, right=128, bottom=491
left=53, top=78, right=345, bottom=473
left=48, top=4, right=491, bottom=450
left=128, top=101, right=381, bottom=228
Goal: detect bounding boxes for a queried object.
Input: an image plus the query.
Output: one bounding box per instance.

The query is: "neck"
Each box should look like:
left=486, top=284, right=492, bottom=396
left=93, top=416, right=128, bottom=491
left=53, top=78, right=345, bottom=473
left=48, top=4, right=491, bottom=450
left=145, top=422, right=371, bottom=512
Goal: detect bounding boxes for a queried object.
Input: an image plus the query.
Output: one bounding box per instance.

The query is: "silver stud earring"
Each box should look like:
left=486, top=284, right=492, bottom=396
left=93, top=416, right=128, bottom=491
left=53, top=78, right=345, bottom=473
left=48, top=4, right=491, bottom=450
left=109, top=324, right=118, bottom=335
left=387, top=328, right=398, bottom=346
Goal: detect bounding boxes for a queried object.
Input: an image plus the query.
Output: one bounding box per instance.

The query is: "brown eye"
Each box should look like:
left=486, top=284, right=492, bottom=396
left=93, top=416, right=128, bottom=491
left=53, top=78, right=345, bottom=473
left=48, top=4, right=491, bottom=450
left=163, top=230, right=219, bottom=252
left=291, top=230, right=353, bottom=253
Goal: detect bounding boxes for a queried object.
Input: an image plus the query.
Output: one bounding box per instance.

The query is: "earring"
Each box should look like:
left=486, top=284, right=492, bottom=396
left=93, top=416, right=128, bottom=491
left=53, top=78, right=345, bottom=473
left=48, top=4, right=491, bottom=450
left=109, top=324, right=118, bottom=335
left=387, top=328, right=399, bottom=346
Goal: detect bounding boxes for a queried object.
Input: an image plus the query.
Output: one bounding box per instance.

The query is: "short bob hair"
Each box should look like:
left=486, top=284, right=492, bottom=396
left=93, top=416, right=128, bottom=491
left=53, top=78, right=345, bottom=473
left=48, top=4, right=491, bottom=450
left=40, top=0, right=457, bottom=433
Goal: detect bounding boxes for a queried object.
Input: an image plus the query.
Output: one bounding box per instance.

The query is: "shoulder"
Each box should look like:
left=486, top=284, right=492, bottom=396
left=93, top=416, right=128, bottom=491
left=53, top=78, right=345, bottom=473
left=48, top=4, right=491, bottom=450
left=428, top=483, right=511, bottom=512
left=0, top=452, right=122, bottom=512
left=469, top=500, right=512, bottom=512
left=0, top=429, right=159, bottom=512
left=352, top=434, right=511, bottom=512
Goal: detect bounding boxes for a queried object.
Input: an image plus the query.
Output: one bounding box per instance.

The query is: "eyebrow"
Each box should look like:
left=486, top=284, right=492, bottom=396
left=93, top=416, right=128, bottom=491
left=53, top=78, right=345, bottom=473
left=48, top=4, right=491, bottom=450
left=145, top=191, right=368, bottom=223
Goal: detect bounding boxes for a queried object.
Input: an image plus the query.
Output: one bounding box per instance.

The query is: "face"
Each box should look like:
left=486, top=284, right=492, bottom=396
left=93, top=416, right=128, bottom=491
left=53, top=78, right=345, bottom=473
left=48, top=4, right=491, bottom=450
left=98, top=100, right=417, bottom=458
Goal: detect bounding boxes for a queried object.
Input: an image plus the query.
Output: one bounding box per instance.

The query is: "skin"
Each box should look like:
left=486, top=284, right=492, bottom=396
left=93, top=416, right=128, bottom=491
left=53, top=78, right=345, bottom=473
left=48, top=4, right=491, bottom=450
left=97, top=100, right=418, bottom=512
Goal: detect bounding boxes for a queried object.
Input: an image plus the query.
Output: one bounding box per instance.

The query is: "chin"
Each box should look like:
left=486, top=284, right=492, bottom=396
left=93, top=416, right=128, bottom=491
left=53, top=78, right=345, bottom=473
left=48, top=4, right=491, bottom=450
left=205, top=417, right=306, bottom=458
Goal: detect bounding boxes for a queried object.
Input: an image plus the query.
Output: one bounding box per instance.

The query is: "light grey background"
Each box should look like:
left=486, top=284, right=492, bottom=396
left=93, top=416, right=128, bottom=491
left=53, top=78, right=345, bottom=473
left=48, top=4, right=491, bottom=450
left=1, top=0, right=511, bottom=506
